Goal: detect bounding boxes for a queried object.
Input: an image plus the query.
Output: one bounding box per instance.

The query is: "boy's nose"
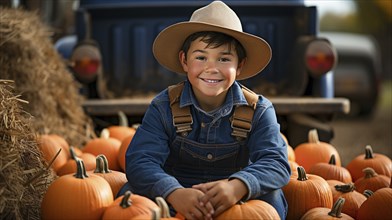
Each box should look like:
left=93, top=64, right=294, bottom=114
left=204, top=61, right=219, bottom=73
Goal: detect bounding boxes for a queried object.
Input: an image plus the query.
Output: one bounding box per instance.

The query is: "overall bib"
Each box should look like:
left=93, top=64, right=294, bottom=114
left=166, top=82, right=287, bottom=219
left=164, top=135, right=249, bottom=187
left=118, top=81, right=287, bottom=219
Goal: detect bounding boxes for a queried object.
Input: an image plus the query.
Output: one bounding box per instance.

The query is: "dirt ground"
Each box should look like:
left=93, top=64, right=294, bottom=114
left=330, top=81, right=392, bottom=166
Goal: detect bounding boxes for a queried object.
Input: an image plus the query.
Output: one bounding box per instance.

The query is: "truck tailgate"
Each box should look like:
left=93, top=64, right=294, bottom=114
left=82, top=97, right=350, bottom=116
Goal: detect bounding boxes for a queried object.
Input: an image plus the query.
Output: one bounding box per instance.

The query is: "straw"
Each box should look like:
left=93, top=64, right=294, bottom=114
left=0, top=80, right=56, bottom=220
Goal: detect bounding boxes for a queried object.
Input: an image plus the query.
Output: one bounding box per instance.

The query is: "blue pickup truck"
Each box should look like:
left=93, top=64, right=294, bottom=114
left=56, top=0, right=349, bottom=147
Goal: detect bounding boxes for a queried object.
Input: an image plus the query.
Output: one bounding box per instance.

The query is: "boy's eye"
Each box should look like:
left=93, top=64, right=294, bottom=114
left=219, top=57, right=231, bottom=62
left=196, top=56, right=206, bottom=61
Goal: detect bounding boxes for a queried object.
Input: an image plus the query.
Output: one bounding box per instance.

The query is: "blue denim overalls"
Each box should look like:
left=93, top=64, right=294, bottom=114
left=119, top=81, right=290, bottom=219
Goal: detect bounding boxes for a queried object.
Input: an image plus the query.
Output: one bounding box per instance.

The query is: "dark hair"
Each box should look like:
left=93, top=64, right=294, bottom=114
left=181, top=31, right=246, bottom=63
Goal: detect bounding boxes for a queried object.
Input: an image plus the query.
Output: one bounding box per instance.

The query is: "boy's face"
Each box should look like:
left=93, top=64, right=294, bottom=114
left=179, top=38, right=244, bottom=108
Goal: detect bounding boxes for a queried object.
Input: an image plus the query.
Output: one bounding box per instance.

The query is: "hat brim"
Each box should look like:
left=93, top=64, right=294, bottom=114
left=153, top=22, right=272, bottom=80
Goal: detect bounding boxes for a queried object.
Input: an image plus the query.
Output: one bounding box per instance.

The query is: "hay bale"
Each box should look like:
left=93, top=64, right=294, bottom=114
left=0, top=7, right=95, bottom=147
left=0, top=80, right=56, bottom=220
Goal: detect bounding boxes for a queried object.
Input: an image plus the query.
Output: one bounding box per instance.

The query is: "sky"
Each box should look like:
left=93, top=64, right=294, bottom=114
left=304, top=0, right=356, bottom=16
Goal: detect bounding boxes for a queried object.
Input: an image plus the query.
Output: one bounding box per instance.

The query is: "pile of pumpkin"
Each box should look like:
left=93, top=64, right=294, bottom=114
left=38, top=122, right=391, bottom=219
left=284, top=129, right=391, bottom=220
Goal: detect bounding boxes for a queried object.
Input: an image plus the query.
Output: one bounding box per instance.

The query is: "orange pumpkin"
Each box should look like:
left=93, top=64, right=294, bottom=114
left=37, top=134, right=68, bottom=172
left=41, top=159, right=114, bottom=220
left=346, top=145, right=392, bottom=182
left=118, top=133, right=135, bottom=172
left=283, top=166, right=333, bottom=220
left=102, top=190, right=159, bottom=220
left=107, top=111, right=137, bottom=142
left=354, top=167, right=390, bottom=193
left=357, top=187, right=392, bottom=220
left=300, top=197, right=354, bottom=220
left=215, top=200, right=280, bottom=220
left=48, top=134, right=71, bottom=159
left=309, top=154, right=352, bottom=183
left=327, top=179, right=345, bottom=196
left=327, top=180, right=344, bottom=193
left=327, top=180, right=345, bottom=202
left=70, top=146, right=84, bottom=157
left=129, top=197, right=181, bottom=220
left=91, top=154, right=128, bottom=197
left=83, top=128, right=122, bottom=171
left=131, top=208, right=161, bottom=220
left=294, top=129, right=341, bottom=172
left=281, top=132, right=295, bottom=161
left=57, top=146, right=96, bottom=176
left=287, top=145, right=296, bottom=162
left=289, top=160, right=300, bottom=176
left=330, top=183, right=366, bottom=219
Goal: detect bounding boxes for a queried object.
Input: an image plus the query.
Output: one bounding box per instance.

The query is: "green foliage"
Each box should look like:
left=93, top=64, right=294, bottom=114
left=320, top=12, right=359, bottom=32
left=319, top=0, right=391, bottom=34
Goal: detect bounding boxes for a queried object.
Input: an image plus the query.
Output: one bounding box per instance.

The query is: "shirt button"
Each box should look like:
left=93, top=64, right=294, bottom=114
left=207, top=153, right=213, bottom=160
left=201, top=122, right=206, bottom=128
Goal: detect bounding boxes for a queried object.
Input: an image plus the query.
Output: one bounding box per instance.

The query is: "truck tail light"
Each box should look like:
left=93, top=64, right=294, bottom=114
left=305, top=39, right=337, bottom=77
left=70, top=41, right=101, bottom=83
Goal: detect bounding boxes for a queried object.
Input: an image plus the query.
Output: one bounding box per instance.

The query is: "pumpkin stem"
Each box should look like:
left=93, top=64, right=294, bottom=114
left=155, top=197, right=171, bottom=218
left=364, top=145, right=374, bottom=159
left=151, top=207, right=161, bottom=220
left=100, top=128, right=110, bottom=139
left=363, top=167, right=377, bottom=178
left=94, top=156, right=105, bottom=173
left=120, top=191, right=132, bottom=208
left=296, top=166, right=309, bottom=181
left=94, top=154, right=112, bottom=173
left=132, top=123, right=141, bottom=130
left=363, top=189, right=374, bottom=198
left=118, top=111, right=129, bottom=127
left=238, top=201, right=245, bottom=205
left=328, top=197, right=345, bottom=218
left=328, top=154, right=336, bottom=165
left=74, top=159, right=89, bottom=179
left=69, top=146, right=79, bottom=160
left=335, top=183, right=355, bottom=193
left=308, top=129, right=320, bottom=144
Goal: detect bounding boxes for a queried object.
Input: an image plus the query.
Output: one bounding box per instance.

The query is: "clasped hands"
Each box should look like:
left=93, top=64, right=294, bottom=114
left=167, top=179, right=247, bottom=220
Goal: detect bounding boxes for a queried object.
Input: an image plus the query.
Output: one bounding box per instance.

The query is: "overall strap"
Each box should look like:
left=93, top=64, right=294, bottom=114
left=168, top=81, right=193, bottom=136
left=168, top=82, right=258, bottom=139
left=231, top=85, right=259, bottom=139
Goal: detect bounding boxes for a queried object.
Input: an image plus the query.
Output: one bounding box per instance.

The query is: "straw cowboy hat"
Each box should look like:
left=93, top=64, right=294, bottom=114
left=153, top=0, right=272, bottom=80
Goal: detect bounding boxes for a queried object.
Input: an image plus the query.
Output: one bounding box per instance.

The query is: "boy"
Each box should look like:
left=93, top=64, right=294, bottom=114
left=123, top=1, right=291, bottom=219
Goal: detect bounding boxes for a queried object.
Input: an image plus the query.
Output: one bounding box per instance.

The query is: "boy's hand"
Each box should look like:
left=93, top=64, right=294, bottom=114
left=192, top=179, right=248, bottom=217
left=166, top=188, right=214, bottom=220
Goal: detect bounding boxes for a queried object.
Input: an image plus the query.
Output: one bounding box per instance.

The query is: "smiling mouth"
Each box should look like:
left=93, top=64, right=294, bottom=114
left=201, top=78, right=223, bottom=83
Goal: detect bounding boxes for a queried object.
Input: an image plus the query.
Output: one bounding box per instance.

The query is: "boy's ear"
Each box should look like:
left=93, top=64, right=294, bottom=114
left=236, top=58, right=246, bottom=76
left=179, top=51, right=188, bottom=72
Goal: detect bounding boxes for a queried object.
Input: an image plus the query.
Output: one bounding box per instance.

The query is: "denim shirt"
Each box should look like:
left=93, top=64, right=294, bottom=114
left=125, top=80, right=291, bottom=201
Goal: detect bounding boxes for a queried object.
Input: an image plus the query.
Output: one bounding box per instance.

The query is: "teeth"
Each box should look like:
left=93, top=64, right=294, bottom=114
left=204, top=79, right=220, bottom=83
